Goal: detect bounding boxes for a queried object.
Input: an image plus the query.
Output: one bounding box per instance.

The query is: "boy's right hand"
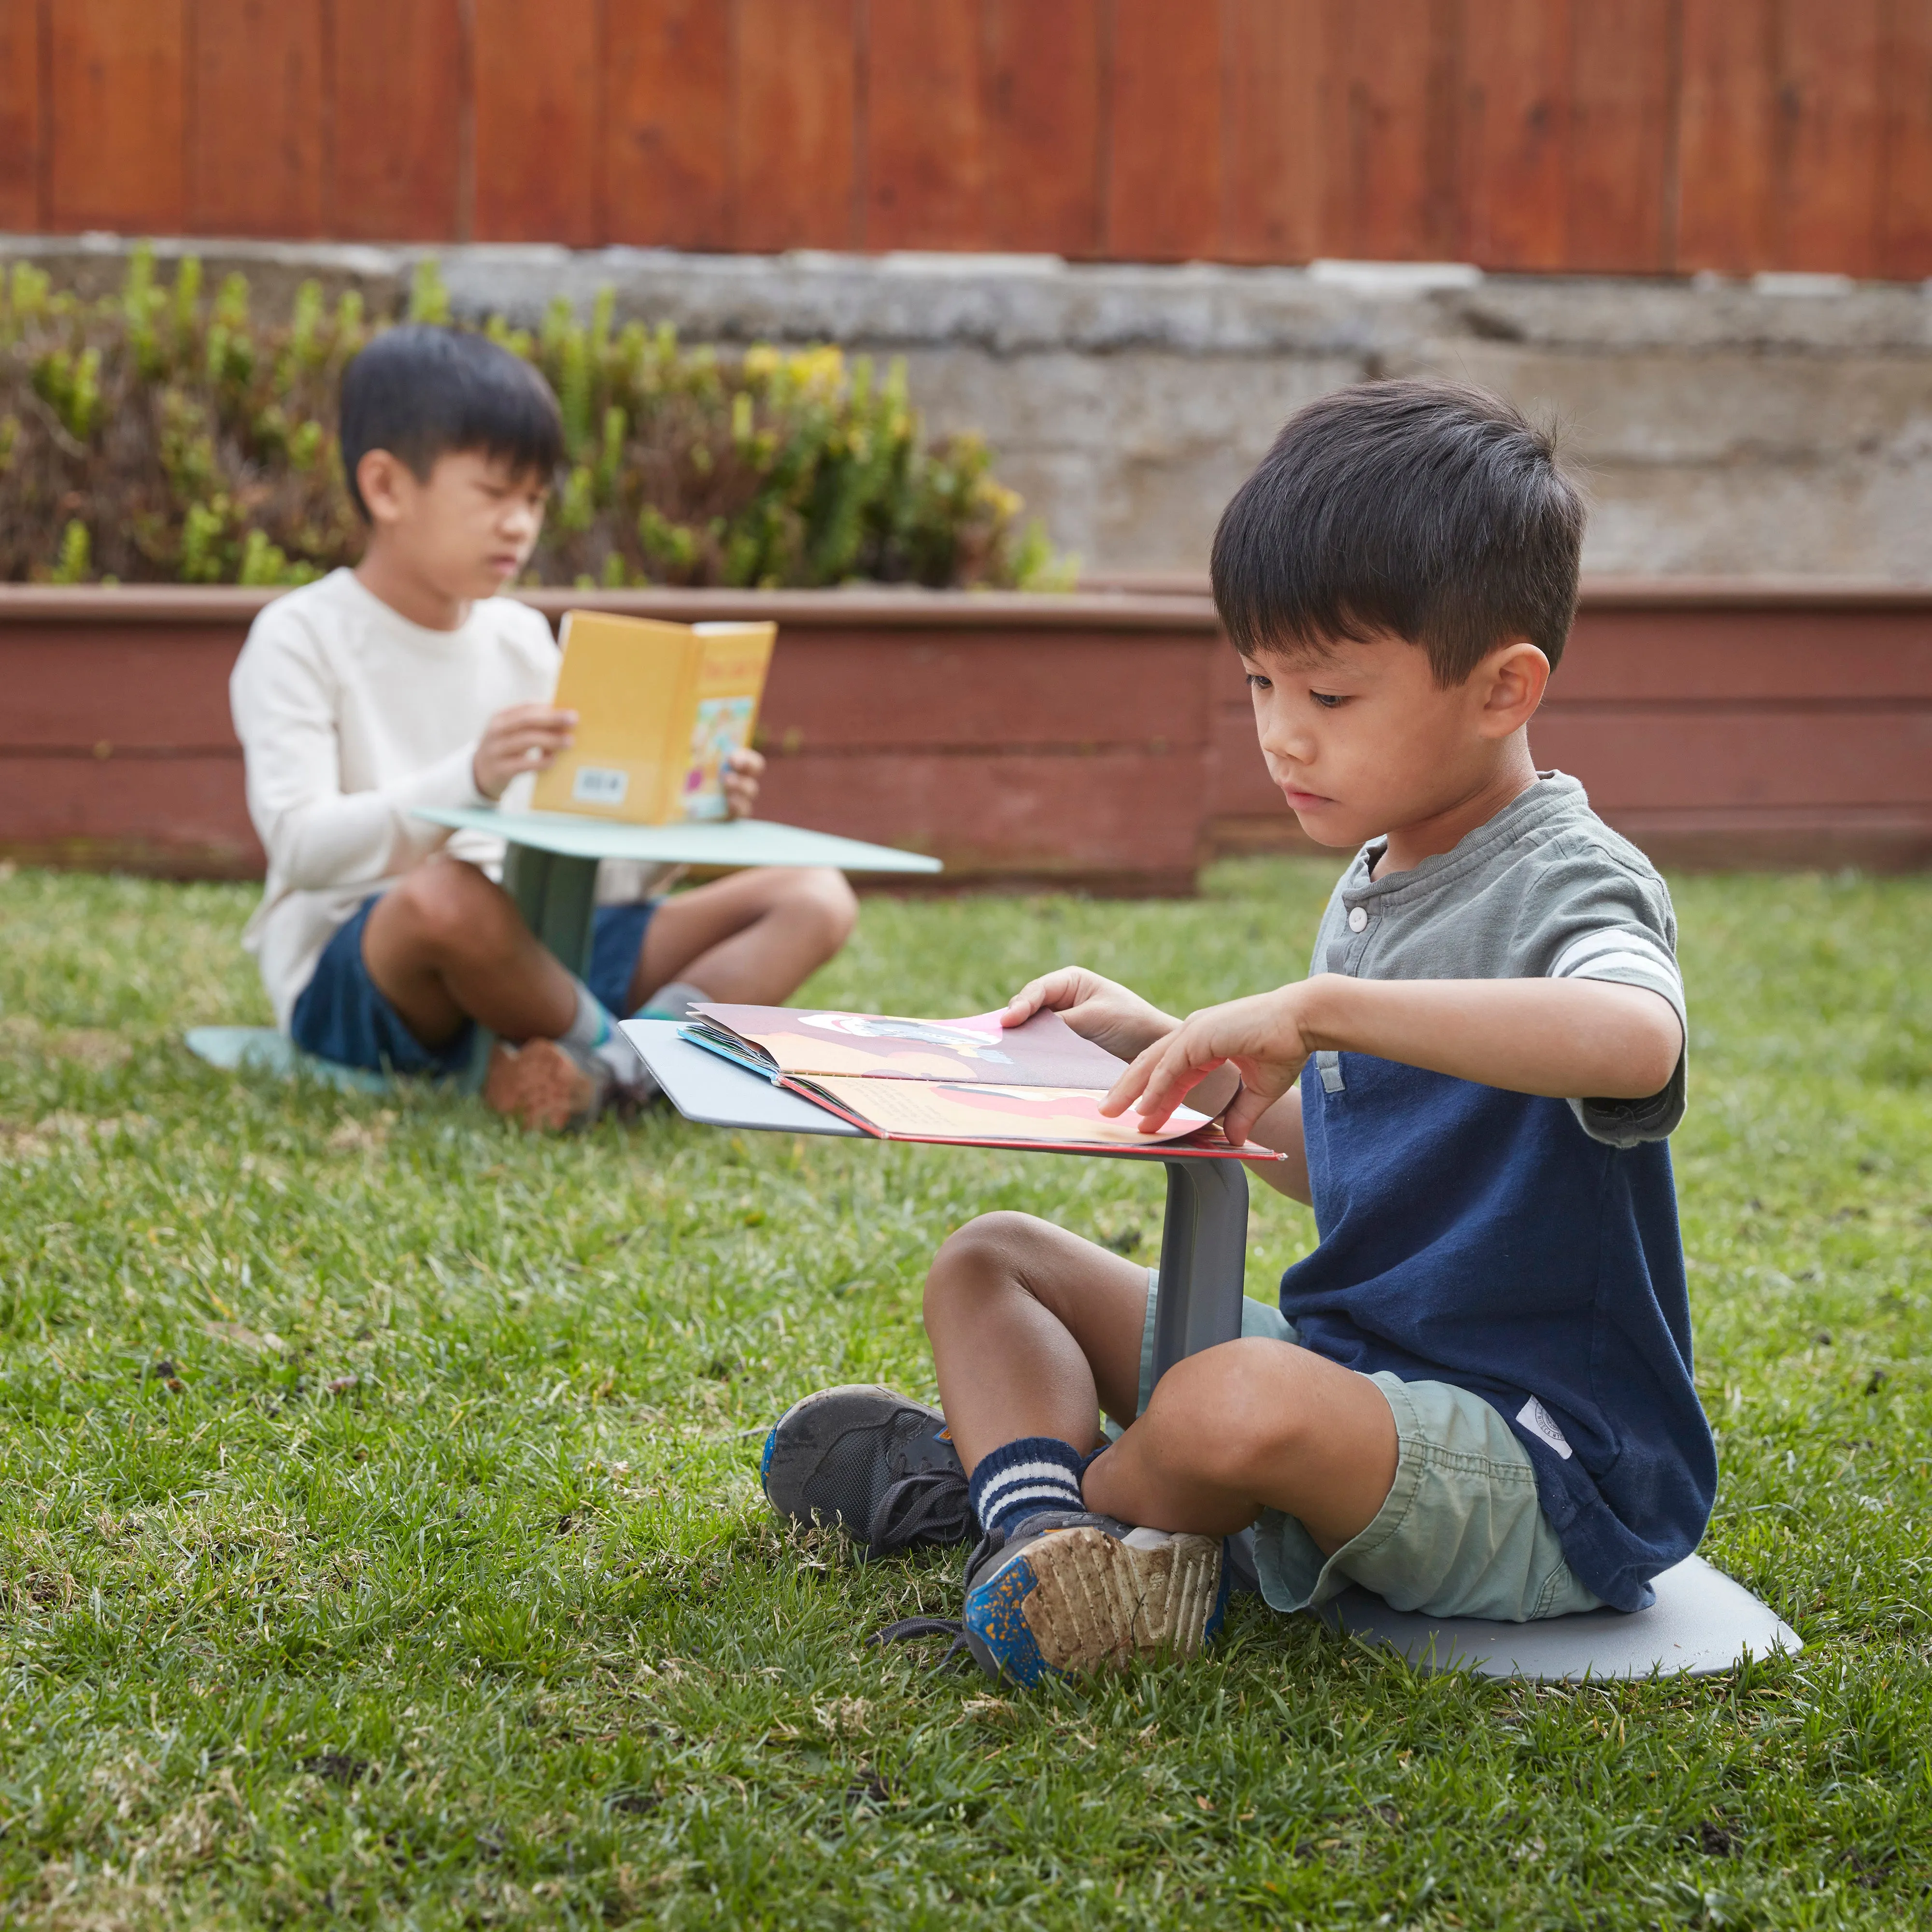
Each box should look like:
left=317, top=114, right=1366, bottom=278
left=472, top=704, right=579, bottom=800
left=1001, top=967, right=1178, bottom=1065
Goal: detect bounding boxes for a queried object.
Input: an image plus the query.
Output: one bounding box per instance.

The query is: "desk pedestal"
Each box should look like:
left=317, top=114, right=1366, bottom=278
left=1151, top=1157, right=1249, bottom=1385
left=502, top=845, right=600, bottom=978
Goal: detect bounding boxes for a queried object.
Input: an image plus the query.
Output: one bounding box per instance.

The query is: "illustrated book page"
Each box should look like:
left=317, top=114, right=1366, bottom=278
left=679, top=1003, right=1284, bottom=1158
left=683, top=1005, right=1129, bottom=1087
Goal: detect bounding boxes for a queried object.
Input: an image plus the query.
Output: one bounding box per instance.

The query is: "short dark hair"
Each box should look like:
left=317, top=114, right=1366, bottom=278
left=1210, top=379, right=1584, bottom=682
left=338, top=324, right=565, bottom=520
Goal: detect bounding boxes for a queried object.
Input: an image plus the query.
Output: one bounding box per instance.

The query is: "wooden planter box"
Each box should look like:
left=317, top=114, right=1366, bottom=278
left=3, top=581, right=1930, bottom=888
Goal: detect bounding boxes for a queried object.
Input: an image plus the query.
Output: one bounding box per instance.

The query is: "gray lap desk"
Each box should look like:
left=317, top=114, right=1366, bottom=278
left=627, top=1017, right=1804, bottom=1683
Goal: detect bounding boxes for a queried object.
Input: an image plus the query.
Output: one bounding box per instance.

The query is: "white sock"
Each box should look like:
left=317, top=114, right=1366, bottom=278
left=559, top=980, right=654, bottom=1095
left=641, top=980, right=709, bottom=1022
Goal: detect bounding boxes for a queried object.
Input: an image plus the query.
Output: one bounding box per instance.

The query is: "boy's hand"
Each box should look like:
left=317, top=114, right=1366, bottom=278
left=722, top=746, right=763, bottom=819
left=1102, top=986, right=1316, bottom=1145
left=473, top=703, right=577, bottom=799
left=1001, top=967, right=1178, bottom=1065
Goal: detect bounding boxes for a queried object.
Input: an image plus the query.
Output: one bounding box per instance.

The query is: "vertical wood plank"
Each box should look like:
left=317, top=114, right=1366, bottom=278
left=1675, top=0, right=1774, bottom=272
left=1220, top=0, right=1322, bottom=263
left=472, top=0, right=602, bottom=244
left=1566, top=0, right=1677, bottom=273
left=47, top=0, right=187, bottom=233
left=0, top=0, right=41, bottom=229
left=1775, top=0, right=1883, bottom=274
left=188, top=0, right=325, bottom=237
left=866, top=0, right=984, bottom=249
left=1320, top=0, right=1459, bottom=260
left=982, top=0, right=1103, bottom=255
left=330, top=0, right=465, bottom=241
left=1878, top=0, right=1932, bottom=277
left=1459, top=0, right=1569, bottom=270
left=1106, top=0, right=1221, bottom=260
left=606, top=0, right=733, bottom=248
left=734, top=0, right=858, bottom=251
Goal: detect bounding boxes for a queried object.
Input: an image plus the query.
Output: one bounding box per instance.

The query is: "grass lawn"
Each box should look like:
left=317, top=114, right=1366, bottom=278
left=1, top=858, right=1929, bottom=1930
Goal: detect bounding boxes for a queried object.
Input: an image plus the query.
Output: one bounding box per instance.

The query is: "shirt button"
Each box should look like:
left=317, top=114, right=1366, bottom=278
left=1347, top=906, right=1368, bottom=933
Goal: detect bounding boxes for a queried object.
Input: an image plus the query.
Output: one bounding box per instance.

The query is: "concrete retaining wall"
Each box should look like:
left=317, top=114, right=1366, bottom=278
left=8, top=235, right=1932, bottom=581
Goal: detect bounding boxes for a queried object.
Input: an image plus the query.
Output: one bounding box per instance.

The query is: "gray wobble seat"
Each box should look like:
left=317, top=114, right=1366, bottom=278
left=1310, top=1554, right=1800, bottom=1681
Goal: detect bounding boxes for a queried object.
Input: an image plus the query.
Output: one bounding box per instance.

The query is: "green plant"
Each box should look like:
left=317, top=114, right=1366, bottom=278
left=0, top=246, right=1064, bottom=590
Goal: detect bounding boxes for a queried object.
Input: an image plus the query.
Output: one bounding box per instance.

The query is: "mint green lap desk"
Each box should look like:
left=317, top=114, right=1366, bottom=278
left=186, top=810, right=941, bottom=1094
left=415, top=808, right=942, bottom=986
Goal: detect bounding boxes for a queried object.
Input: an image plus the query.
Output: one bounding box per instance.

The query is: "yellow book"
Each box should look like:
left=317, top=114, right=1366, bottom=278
left=529, top=612, right=776, bottom=824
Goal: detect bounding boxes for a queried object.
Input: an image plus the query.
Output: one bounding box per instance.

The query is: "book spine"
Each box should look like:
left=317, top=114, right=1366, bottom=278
left=779, top=1077, right=886, bottom=1137
left=652, top=640, right=703, bottom=824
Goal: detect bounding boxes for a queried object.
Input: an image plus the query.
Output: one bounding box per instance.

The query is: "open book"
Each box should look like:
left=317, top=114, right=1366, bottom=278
left=529, top=611, right=776, bottom=824
left=680, top=1004, right=1282, bottom=1159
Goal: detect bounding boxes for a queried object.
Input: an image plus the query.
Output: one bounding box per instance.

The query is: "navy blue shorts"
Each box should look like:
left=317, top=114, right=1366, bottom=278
left=289, top=894, right=659, bottom=1075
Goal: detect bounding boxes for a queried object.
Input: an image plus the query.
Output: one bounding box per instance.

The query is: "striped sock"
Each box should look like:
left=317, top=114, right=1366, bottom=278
left=967, top=1435, right=1087, bottom=1537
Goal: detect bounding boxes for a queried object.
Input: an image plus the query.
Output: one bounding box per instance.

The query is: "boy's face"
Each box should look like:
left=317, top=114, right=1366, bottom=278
left=357, top=447, right=550, bottom=600
left=1240, top=632, right=1548, bottom=849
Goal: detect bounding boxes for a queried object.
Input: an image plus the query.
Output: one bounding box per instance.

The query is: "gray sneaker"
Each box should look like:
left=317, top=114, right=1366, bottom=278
left=761, top=1385, right=972, bottom=1558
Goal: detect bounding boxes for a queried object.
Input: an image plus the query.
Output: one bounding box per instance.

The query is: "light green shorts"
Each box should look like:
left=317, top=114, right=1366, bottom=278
left=1135, top=1276, right=1602, bottom=1623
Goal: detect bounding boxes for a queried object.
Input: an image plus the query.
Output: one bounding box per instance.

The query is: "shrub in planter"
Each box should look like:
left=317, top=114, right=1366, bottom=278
left=0, top=251, right=1067, bottom=591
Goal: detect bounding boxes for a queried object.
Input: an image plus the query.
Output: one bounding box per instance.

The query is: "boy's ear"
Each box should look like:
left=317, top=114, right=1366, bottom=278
left=1474, top=640, right=1551, bottom=738
left=355, top=448, right=414, bottom=527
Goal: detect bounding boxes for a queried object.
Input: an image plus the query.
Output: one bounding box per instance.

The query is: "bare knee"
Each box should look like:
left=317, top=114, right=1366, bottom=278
left=1145, top=1338, right=1314, bottom=1490
left=782, top=867, right=858, bottom=954
left=384, top=861, right=517, bottom=960
left=924, top=1211, right=1052, bottom=1324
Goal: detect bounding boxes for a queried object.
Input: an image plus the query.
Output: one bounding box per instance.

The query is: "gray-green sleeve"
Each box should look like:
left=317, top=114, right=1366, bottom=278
left=1530, top=853, right=1687, bottom=1146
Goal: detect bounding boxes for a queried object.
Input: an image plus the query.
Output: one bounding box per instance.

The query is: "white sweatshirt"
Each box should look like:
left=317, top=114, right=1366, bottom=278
left=229, top=568, right=558, bottom=1030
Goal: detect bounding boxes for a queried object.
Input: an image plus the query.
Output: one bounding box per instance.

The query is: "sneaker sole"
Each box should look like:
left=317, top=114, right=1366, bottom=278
left=965, top=1527, right=1224, bottom=1686
left=483, top=1039, right=599, bottom=1132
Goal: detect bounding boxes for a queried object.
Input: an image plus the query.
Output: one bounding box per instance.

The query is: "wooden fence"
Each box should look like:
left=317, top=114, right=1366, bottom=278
left=2, top=0, right=1930, bottom=279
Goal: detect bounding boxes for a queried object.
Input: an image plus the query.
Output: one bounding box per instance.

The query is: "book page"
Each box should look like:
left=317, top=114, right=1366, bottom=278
left=691, top=1005, right=1129, bottom=1089
left=807, top=1077, right=1210, bottom=1146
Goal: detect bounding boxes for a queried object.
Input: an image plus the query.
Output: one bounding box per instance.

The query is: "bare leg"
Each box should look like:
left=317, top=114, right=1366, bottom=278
left=923, top=1211, right=1399, bottom=1552
left=1085, top=1339, right=1399, bottom=1552
left=923, top=1212, right=1151, bottom=1473
left=629, top=866, right=857, bottom=1011
left=361, top=856, right=576, bottom=1045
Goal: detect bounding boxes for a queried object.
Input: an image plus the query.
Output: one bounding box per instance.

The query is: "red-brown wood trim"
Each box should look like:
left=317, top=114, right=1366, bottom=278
left=8, top=579, right=1932, bottom=630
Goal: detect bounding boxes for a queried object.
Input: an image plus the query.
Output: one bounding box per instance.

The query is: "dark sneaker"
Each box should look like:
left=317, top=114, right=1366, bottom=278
left=761, top=1385, right=972, bottom=1559
left=957, top=1511, right=1230, bottom=1687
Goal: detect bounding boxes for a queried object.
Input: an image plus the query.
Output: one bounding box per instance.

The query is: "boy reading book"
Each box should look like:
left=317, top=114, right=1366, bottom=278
left=229, top=326, right=856, bottom=1129
left=760, top=381, right=1717, bottom=1685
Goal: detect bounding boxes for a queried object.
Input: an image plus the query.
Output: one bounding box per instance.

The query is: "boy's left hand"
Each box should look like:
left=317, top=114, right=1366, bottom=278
left=1102, top=986, right=1316, bottom=1145
left=723, top=746, right=764, bottom=819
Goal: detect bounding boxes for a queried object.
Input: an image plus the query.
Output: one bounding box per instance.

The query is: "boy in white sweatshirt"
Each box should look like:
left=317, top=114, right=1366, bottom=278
left=229, top=326, right=856, bottom=1128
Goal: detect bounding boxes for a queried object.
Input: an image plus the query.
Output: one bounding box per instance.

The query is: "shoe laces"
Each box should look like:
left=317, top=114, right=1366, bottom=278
left=869, top=1529, right=1004, bottom=1672
left=863, top=1465, right=972, bottom=1560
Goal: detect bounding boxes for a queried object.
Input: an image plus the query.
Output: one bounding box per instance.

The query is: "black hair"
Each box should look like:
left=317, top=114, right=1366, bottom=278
left=338, top=323, right=565, bottom=520
left=1210, top=379, right=1585, bottom=683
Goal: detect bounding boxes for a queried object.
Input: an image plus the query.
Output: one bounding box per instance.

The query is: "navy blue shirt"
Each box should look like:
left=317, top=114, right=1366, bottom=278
left=1278, top=776, right=1717, bottom=1611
